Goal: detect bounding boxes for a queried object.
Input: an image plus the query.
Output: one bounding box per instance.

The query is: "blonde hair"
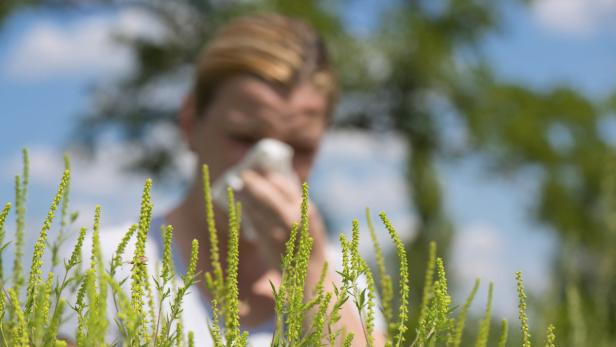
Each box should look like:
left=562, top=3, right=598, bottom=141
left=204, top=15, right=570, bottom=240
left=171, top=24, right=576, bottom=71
left=193, top=13, right=337, bottom=116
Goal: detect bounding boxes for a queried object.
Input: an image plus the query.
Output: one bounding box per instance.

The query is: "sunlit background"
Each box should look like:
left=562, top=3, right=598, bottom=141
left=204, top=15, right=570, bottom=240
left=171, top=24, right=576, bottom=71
left=1, top=0, right=615, bottom=344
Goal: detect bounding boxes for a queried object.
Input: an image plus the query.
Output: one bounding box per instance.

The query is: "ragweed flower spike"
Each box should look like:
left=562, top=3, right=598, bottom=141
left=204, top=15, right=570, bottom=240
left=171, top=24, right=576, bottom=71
left=351, top=219, right=361, bottom=277
left=110, top=224, right=137, bottom=275
left=286, top=183, right=314, bottom=344
left=91, top=205, right=103, bottom=272
left=378, top=212, right=409, bottom=347
left=161, top=224, right=175, bottom=282
left=91, top=205, right=109, bottom=340
left=0, top=202, right=11, bottom=282
left=21, top=148, right=29, bottom=198
left=14, top=149, right=29, bottom=290
left=436, top=258, right=451, bottom=318
left=175, top=321, right=184, bottom=347
left=342, top=333, right=355, bottom=347
left=428, top=257, right=453, bottom=342
left=25, top=169, right=69, bottom=314
left=516, top=271, right=532, bottom=347
left=475, top=282, right=494, bottom=347
left=202, top=164, right=224, bottom=296
left=60, top=153, right=71, bottom=230
left=131, top=178, right=153, bottom=339
left=186, top=241, right=199, bottom=285
left=32, top=272, right=54, bottom=343
left=545, top=324, right=556, bottom=347
left=44, top=298, right=66, bottom=346
left=273, top=222, right=299, bottom=344
left=67, top=227, right=87, bottom=270
left=208, top=299, right=224, bottom=347
left=225, top=187, right=242, bottom=344
left=304, top=261, right=329, bottom=312
left=366, top=208, right=394, bottom=328
left=162, top=239, right=199, bottom=342
left=449, top=278, right=480, bottom=347
left=301, top=182, right=310, bottom=234
left=0, top=284, right=4, bottom=319
left=9, top=288, right=29, bottom=347
left=309, top=291, right=333, bottom=346
left=418, top=241, right=437, bottom=330
left=13, top=179, right=23, bottom=290
left=84, top=269, right=100, bottom=345
left=566, top=284, right=585, bottom=347
left=360, top=257, right=377, bottom=347
left=50, top=155, right=72, bottom=270
left=497, top=319, right=508, bottom=347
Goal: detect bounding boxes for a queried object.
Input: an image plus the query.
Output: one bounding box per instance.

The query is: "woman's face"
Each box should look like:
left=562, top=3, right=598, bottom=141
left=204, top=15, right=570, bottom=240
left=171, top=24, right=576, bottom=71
left=182, top=75, right=329, bottom=183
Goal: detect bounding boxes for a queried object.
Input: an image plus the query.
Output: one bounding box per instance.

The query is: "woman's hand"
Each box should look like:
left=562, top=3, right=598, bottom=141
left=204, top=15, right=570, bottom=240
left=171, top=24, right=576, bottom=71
left=235, top=169, right=327, bottom=268
left=236, top=169, right=386, bottom=346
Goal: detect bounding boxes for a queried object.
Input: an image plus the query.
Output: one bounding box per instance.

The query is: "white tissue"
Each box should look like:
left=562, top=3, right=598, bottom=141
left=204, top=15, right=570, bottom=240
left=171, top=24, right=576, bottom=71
left=211, top=138, right=299, bottom=240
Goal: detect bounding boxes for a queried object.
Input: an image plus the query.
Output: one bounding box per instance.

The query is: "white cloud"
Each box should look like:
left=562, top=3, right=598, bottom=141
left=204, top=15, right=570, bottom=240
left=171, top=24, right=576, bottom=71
left=451, top=222, right=555, bottom=318
left=3, top=138, right=192, bottom=225
left=24, top=145, right=143, bottom=195
left=5, top=8, right=165, bottom=81
left=533, top=0, right=616, bottom=37
left=451, top=223, right=517, bottom=317
left=452, top=223, right=506, bottom=284
left=318, top=129, right=406, bottom=162
left=315, top=169, right=415, bottom=252
left=310, top=130, right=415, bottom=257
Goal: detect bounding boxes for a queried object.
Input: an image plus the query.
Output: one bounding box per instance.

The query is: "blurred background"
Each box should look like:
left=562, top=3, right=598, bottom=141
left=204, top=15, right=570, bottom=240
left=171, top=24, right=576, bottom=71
left=1, top=0, right=615, bottom=345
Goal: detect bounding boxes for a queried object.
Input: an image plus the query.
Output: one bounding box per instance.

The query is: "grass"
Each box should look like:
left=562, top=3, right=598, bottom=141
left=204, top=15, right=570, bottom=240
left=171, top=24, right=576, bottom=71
left=0, top=149, right=559, bottom=346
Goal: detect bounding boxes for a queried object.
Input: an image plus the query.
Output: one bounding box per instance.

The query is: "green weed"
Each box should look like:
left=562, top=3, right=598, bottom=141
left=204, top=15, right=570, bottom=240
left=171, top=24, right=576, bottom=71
left=0, top=151, right=559, bottom=346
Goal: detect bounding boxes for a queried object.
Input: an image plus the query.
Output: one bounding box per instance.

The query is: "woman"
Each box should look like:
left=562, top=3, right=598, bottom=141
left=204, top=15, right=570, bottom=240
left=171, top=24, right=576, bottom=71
left=61, top=13, right=385, bottom=346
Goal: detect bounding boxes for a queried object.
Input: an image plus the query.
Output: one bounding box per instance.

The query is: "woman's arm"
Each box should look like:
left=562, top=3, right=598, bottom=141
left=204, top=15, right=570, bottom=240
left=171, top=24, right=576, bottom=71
left=238, top=169, right=386, bottom=346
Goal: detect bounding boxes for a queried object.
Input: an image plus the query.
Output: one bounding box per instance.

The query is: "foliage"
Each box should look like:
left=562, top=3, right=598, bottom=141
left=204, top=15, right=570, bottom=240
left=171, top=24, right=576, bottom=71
left=0, top=150, right=571, bottom=346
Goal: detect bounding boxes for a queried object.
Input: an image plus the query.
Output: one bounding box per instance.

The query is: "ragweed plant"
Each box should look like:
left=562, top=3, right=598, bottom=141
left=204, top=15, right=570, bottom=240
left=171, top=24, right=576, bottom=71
left=366, top=208, right=394, bottom=333
left=497, top=319, right=508, bottom=347
left=13, top=148, right=29, bottom=293
left=449, top=278, right=480, bottom=347
left=475, top=282, right=493, bottom=347
left=517, top=271, right=532, bottom=347
left=0, top=202, right=11, bottom=282
left=0, top=151, right=564, bottom=347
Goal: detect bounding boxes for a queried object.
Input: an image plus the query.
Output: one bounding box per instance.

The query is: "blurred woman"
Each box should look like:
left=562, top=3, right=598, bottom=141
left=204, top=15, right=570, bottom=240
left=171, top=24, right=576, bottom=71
left=167, top=13, right=384, bottom=345
left=62, top=13, right=385, bottom=346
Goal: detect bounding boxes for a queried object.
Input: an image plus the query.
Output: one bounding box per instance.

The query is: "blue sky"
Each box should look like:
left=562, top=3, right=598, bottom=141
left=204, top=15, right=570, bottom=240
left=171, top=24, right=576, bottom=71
left=485, top=1, right=616, bottom=97
left=1, top=1, right=615, bottom=318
